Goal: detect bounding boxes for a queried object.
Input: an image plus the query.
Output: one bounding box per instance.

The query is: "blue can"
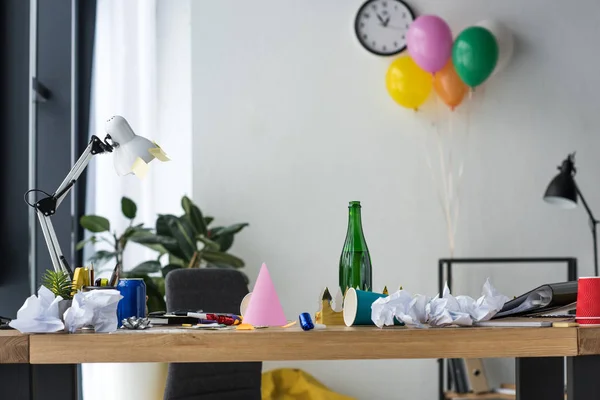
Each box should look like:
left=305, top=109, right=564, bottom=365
left=117, top=278, right=146, bottom=327
left=299, top=312, right=314, bottom=331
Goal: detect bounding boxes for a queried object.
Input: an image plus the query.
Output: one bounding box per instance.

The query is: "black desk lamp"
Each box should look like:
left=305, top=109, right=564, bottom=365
left=543, top=153, right=598, bottom=276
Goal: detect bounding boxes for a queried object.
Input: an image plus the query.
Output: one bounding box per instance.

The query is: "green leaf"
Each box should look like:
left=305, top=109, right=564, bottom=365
left=181, top=196, right=207, bottom=235
left=122, top=226, right=151, bottom=246
left=161, top=264, right=180, bottom=277
left=42, top=270, right=73, bottom=299
left=76, top=236, right=96, bottom=251
left=214, top=223, right=249, bottom=238
left=80, top=215, right=110, bottom=233
left=167, top=217, right=196, bottom=262
left=169, top=254, right=185, bottom=267
left=181, top=215, right=198, bottom=236
left=196, top=236, right=221, bottom=252
left=131, top=261, right=161, bottom=274
left=212, top=233, right=234, bottom=252
left=204, top=216, right=214, bottom=226
left=128, top=231, right=168, bottom=254
left=87, top=250, right=118, bottom=267
left=207, top=223, right=248, bottom=251
left=156, top=214, right=177, bottom=236
left=207, top=226, right=224, bottom=239
left=202, top=251, right=245, bottom=268
left=121, top=197, right=137, bottom=219
left=155, top=215, right=187, bottom=260
left=130, top=233, right=177, bottom=247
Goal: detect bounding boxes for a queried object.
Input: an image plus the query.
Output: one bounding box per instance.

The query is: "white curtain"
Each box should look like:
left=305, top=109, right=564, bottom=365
left=86, top=0, right=192, bottom=274
left=82, top=0, right=191, bottom=398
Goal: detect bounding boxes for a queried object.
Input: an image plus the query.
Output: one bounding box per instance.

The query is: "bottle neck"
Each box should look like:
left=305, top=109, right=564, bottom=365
left=347, top=205, right=363, bottom=234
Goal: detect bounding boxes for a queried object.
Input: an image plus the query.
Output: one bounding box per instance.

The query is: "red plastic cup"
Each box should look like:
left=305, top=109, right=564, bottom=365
left=576, top=277, right=600, bottom=324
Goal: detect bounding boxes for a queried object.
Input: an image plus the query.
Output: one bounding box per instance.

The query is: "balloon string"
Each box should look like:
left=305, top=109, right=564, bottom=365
left=434, top=94, right=454, bottom=256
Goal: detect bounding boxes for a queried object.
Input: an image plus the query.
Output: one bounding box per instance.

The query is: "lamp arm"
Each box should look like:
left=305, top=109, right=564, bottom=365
left=54, top=135, right=113, bottom=208
left=575, top=183, right=599, bottom=224
left=27, top=135, right=113, bottom=275
left=575, top=183, right=600, bottom=276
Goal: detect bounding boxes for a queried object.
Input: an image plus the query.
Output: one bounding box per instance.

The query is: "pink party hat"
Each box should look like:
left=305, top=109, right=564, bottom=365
left=243, top=263, right=287, bottom=326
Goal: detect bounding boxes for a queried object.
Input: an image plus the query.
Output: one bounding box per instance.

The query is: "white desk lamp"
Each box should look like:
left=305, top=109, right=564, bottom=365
left=25, top=115, right=167, bottom=276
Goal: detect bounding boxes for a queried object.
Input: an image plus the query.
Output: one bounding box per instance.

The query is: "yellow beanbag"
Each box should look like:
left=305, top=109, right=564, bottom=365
left=262, top=368, right=355, bottom=400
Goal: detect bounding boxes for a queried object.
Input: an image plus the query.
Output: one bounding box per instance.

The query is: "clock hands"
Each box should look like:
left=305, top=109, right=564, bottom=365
left=376, top=13, right=392, bottom=28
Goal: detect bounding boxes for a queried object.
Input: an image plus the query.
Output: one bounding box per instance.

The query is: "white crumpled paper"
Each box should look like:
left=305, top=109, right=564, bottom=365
left=64, top=289, right=123, bottom=333
left=9, top=286, right=64, bottom=333
left=371, top=279, right=510, bottom=328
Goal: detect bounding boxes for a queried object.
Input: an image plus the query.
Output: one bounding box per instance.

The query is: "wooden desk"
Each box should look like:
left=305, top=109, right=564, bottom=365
left=0, top=330, right=28, bottom=363
left=4, top=326, right=600, bottom=399
left=28, top=326, right=581, bottom=364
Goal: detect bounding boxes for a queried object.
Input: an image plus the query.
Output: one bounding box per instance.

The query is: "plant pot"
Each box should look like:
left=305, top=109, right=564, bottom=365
left=58, top=299, right=72, bottom=322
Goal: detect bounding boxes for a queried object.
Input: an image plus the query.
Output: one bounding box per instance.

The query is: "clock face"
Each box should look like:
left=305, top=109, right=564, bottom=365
left=355, top=0, right=415, bottom=56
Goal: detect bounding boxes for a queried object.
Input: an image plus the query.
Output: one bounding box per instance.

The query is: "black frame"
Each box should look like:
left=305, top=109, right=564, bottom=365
left=354, top=0, right=415, bottom=56
left=437, top=257, right=578, bottom=400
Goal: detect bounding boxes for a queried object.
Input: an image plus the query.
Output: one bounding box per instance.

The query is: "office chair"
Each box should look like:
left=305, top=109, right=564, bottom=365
left=164, top=269, right=262, bottom=400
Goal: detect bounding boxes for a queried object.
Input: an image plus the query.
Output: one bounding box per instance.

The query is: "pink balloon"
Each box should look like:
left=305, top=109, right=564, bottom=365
left=407, top=15, right=453, bottom=74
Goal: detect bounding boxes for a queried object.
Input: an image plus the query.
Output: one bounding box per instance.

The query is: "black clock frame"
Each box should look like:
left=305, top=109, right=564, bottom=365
left=354, top=0, right=415, bottom=56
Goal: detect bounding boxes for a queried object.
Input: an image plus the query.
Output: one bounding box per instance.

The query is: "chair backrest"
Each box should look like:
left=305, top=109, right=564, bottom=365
left=164, top=268, right=261, bottom=400
left=165, top=268, right=249, bottom=314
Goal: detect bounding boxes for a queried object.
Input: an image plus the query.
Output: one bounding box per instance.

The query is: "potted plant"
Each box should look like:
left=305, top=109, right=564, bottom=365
left=78, top=196, right=249, bottom=312
left=42, top=270, right=73, bottom=321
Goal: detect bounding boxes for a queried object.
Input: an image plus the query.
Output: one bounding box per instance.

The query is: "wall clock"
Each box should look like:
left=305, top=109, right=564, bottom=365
left=354, top=0, right=415, bottom=56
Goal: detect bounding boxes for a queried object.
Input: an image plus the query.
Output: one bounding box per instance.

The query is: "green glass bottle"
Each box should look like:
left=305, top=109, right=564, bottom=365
left=339, top=201, right=372, bottom=293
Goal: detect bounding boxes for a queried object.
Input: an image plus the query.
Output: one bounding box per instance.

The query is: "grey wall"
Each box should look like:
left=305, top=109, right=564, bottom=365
left=191, top=1, right=599, bottom=398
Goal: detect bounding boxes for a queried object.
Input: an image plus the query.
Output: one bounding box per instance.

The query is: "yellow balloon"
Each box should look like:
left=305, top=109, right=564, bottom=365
left=385, top=56, right=432, bottom=110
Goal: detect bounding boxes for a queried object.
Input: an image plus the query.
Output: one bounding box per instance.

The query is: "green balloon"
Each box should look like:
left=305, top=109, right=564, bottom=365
left=452, top=27, right=499, bottom=87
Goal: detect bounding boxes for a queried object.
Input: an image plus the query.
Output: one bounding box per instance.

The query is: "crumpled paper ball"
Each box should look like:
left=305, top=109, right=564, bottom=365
left=64, top=289, right=122, bottom=333
left=371, top=278, right=510, bottom=328
left=9, top=286, right=64, bottom=333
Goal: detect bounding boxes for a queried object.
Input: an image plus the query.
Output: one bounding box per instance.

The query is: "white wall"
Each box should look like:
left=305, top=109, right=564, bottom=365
left=191, top=1, right=600, bottom=399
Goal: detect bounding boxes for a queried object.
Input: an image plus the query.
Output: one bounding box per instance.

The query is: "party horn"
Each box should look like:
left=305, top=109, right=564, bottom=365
left=343, top=288, right=387, bottom=326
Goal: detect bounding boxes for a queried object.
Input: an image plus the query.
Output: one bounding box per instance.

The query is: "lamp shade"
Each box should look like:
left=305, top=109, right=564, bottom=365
left=105, top=116, right=156, bottom=176
left=543, top=155, right=578, bottom=209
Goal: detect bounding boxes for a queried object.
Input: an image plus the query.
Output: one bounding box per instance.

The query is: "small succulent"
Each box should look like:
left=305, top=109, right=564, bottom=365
left=42, top=270, right=73, bottom=300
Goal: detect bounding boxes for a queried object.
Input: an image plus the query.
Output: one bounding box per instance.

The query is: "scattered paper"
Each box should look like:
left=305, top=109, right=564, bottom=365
left=63, top=289, right=122, bottom=333
left=371, top=279, right=509, bottom=328
left=9, top=286, right=64, bottom=333
left=131, top=157, right=149, bottom=179
left=149, top=142, right=170, bottom=162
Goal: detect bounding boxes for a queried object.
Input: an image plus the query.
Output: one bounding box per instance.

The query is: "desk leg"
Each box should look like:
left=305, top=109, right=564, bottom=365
left=516, top=357, right=563, bottom=400
left=567, top=356, right=600, bottom=399
left=31, top=364, right=78, bottom=400
left=0, top=364, right=77, bottom=400
left=0, top=364, right=32, bottom=400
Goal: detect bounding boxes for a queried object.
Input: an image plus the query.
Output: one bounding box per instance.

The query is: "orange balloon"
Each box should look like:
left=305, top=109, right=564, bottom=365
left=433, top=61, right=469, bottom=110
